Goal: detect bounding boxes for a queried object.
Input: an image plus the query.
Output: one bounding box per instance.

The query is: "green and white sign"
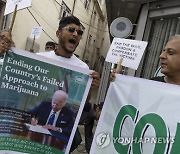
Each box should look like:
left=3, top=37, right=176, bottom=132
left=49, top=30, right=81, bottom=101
left=0, top=48, right=92, bottom=154
left=91, top=74, right=180, bottom=154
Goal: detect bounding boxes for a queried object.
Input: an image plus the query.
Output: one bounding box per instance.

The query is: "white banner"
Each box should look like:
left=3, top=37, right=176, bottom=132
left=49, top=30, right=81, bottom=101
left=91, top=74, right=180, bottom=154
left=5, top=0, right=32, bottom=15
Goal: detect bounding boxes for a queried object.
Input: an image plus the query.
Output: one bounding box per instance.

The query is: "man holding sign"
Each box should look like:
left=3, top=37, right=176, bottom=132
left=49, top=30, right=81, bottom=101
left=0, top=15, right=100, bottom=152
left=91, top=35, right=180, bottom=154
left=0, top=16, right=100, bottom=87
left=109, top=35, right=180, bottom=85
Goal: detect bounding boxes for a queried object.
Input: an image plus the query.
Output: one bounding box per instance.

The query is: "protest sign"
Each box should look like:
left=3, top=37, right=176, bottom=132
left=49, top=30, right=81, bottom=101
left=91, top=74, right=180, bottom=154
left=4, top=0, right=32, bottom=15
left=30, top=26, right=42, bottom=39
left=0, top=48, right=92, bottom=154
left=105, top=38, right=148, bottom=70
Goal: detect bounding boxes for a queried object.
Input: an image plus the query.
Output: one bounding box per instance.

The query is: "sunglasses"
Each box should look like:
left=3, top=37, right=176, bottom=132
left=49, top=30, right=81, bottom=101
left=64, top=27, right=83, bottom=36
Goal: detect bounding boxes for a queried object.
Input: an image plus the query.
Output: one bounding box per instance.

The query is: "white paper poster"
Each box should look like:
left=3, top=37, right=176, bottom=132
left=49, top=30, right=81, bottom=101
left=4, top=0, right=32, bottom=15
left=105, top=38, right=148, bottom=70
left=30, top=26, right=42, bottom=39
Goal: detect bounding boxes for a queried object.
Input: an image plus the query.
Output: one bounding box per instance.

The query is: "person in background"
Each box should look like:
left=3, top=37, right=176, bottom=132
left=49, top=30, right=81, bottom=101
left=78, top=93, right=95, bottom=153
left=0, top=29, right=15, bottom=53
left=0, top=29, right=15, bottom=63
left=45, top=41, right=56, bottom=51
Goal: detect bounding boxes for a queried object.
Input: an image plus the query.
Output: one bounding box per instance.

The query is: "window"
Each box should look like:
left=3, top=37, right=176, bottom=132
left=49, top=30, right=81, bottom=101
left=59, top=1, right=71, bottom=19
left=88, top=35, right=92, bottom=45
left=84, top=0, right=91, bottom=10
left=93, top=11, right=96, bottom=22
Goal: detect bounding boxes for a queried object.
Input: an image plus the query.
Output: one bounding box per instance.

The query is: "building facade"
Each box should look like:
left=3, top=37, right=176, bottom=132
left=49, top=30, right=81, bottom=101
left=0, top=0, right=110, bottom=70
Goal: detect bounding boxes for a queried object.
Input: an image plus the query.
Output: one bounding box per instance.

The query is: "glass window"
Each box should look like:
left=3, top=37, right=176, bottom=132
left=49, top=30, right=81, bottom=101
left=59, top=1, right=71, bottom=19
left=84, top=0, right=91, bottom=10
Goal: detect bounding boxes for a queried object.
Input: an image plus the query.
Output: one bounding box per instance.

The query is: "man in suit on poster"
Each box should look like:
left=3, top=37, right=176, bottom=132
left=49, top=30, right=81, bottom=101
left=29, top=90, right=74, bottom=136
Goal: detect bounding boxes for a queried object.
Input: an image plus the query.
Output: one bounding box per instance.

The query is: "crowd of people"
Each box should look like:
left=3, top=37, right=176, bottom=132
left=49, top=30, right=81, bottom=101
left=1, top=15, right=180, bottom=153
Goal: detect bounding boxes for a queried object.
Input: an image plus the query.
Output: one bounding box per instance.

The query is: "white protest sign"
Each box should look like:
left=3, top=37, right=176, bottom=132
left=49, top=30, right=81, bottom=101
left=105, top=38, right=148, bottom=70
left=4, top=0, right=32, bottom=15
left=30, top=26, right=42, bottom=39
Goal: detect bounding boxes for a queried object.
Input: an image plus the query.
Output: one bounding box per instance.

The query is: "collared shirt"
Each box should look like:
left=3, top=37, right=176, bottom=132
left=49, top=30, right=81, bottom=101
left=46, top=109, right=61, bottom=126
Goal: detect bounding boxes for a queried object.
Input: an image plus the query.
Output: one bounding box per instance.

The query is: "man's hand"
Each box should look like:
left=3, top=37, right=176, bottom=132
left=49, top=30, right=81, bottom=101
left=89, top=71, right=100, bottom=89
left=31, top=118, right=38, bottom=126
left=43, top=125, right=62, bottom=132
left=94, top=107, right=101, bottom=120
left=109, top=70, right=116, bottom=82
left=0, top=36, right=14, bottom=54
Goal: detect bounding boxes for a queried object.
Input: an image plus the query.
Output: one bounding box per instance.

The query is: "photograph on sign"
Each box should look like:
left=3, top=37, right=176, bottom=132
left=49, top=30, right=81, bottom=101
left=4, top=0, right=32, bottom=15
left=105, top=38, right=148, bottom=70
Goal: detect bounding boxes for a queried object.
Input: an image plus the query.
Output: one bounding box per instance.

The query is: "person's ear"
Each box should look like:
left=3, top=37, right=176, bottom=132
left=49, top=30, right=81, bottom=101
left=56, top=30, right=61, bottom=38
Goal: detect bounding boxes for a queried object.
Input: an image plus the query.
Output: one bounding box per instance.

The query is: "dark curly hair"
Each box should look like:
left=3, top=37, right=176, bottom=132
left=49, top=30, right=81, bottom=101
left=58, top=16, right=81, bottom=30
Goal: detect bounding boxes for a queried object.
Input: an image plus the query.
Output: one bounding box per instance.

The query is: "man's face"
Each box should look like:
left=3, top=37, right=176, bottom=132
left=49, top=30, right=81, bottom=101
left=45, top=45, right=54, bottom=51
left=56, top=23, right=83, bottom=57
left=51, top=95, right=66, bottom=112
left=159, top=39, right=180, bottom=76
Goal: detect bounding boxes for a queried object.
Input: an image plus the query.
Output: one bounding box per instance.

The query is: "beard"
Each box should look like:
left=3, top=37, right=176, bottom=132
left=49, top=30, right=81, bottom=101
left=60, top=38, right=78, bottom=54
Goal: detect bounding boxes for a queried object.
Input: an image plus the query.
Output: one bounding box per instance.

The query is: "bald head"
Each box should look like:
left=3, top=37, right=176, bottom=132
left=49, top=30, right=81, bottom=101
left=51, top=90, right=68, bottom=112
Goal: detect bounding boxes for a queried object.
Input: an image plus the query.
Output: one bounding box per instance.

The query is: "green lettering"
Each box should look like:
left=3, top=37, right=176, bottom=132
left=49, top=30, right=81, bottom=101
left=113, top=105, right=138, bottom=153
left=133, top=113, right=167, bottom=154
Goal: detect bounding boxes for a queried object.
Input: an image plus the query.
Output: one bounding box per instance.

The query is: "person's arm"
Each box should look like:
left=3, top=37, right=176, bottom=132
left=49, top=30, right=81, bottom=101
left=89, top=71, right=100, bottom=89
left=28, top=102, right=45, bottom=125
left=30, top=117, right=38, bottom=126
